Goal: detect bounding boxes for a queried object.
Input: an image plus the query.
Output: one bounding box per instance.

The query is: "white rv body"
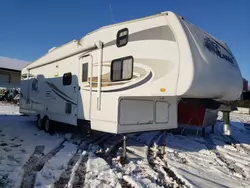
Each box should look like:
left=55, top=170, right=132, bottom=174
left=19, top=11, right=242, bottom=134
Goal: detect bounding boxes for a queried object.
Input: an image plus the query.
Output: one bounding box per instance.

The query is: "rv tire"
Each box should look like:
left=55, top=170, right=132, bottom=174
left=37, top=115, right=43, bottom=130
left=44, top=116, right=54, bottom=134
left=77, top=120, right=91, bottom=136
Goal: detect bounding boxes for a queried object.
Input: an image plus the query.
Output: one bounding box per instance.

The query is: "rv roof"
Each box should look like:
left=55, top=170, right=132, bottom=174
left=32, top=40, right=79, bottom=64
left=82, top=10, right=227, bottom=51
left=182, top=19, right=226, bottom=48
left=83, top=11, right=171, bottom=37
left=28, top=11, right=173, bottom=67
left=47, top=40, right=79, bottom=53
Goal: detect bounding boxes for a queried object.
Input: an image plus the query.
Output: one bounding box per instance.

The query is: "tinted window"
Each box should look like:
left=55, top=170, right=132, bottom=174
left=116, top=28, right=129, bottom=47
left=82, top=63, right=88, bottom=82
left=65, top=102, right=72, bottom=114
left=111, top=56, right=133, bottom=81
left=63, top=72, right=72, bottom=85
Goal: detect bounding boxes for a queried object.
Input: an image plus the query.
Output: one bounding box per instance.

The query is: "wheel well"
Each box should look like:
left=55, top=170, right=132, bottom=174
left=43, top=115, right=49, bottom=120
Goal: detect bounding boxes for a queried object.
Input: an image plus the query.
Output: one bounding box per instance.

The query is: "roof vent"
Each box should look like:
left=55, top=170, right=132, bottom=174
left=48, top=47, right=57, bottom=53
left=160, top=11, right=168, bottom=15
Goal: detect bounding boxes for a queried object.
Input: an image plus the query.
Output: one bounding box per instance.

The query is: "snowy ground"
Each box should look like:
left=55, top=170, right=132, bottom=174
left=1, top=102, right=250, bottom=188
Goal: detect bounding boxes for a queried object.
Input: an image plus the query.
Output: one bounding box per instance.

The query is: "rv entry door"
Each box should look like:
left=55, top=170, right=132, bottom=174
left=77, top=55, right=93, bottom=120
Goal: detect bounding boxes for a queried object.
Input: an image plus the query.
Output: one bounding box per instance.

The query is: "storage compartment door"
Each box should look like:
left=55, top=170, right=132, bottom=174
left=119, top=99, right=154, bottom=125
left=155, top=101, right=169, bottom=123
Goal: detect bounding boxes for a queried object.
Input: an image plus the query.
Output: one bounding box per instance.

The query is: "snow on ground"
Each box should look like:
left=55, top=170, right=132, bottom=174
left=0, top=103, right=19, bottom=115
left=227, top=111, right=250, bottom=124
left=34, top=142, right=77, bottom=188
left=164, top=133, right=250, bottom=187
left=84, top=152, right=122, bottom=188
left=0, top=104, right=66, bottom=188
left=1, top=102, right=250, bottom=188
left=161, top=112, right=250, bottom=188
left=120, top=136, right=161, bottom=188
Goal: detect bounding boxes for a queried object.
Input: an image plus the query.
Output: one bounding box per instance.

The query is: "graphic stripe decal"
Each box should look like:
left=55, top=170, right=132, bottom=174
left=83, top=71, right=152, bottom=92
left=45, top=82, right=77, bottom=105
left=104, top=25, right=176, bottom=48
left=45, top=82, right=73, bottom=100
left=50, top=88, right=77, bottom=105
left=20, top=92, right=42, bottom=104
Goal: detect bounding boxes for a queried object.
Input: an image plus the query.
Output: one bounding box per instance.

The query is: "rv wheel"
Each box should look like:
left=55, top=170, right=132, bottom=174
left=37, top=115, right=43, bottom=130
left=78, top=121, right=91, bottom=136
left=44, top=117, right=54, bottom=134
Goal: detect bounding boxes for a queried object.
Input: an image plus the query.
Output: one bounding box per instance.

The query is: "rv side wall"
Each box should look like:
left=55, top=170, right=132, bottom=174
left=20, top=55, right=80, bottom=126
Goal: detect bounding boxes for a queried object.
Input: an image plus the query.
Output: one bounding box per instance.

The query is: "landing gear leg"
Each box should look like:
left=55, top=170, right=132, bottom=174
left=86, top=122, right=91, bottom=137
left=159, top=131, right=167, bottom=158
left=202, top=127, right=206, bottom=137
left=121, top=135, right=127, bottom=163
left=211, top=124, right=215, bottom=133
left=222, top=111, right=231, bottom=136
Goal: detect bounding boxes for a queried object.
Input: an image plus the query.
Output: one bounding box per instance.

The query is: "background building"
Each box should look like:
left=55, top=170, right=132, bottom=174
left=243, top=78, right=248, bottom=92
left=0, top=56, right=29, bottom=94
left=240, top=78, right=249, bottom=101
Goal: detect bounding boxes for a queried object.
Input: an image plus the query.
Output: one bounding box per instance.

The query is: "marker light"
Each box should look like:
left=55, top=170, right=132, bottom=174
left=160, top=88, right=166, bottom=92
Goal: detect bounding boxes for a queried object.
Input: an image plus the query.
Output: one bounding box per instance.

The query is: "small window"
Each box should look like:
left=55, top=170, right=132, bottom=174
left=116, top=28, right=129, bottom=47
left=111, top=56, right=133, bottom=81
left=63, top=72, right=72, bottom=85
left=21, top=73, right=35, bottom=80
left=65, top=102, right=72, bottom=114
left=31, top=79, right=38, bottom=91
left=21, top=73, right=27, bottom=80
left=82, top=63, right=88, bottom=82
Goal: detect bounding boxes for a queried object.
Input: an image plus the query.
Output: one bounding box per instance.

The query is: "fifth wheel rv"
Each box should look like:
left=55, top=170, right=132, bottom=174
left=19, top=11, right=243, bottom=135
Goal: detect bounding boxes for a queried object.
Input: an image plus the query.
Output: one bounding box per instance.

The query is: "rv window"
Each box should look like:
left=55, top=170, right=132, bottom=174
left=65, top=102, right=72, bottom=114
left=63, top=72, right=72, bottom=85
left=82, top=63, right=88, bottom=82
left=21, top=74, right=27, bottom=80
left=21, top=73, right=35, bottom=80
left=116, top=28, right=129, bottom=47
left=111, top=56, right=133, bottom=81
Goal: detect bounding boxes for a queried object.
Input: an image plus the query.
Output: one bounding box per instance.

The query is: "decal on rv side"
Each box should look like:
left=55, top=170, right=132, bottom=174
left=203, top=37, right=235, bottom=66
left=45, top=82, right=77, bottom=105
left=31, top=78, right=38, bottom=91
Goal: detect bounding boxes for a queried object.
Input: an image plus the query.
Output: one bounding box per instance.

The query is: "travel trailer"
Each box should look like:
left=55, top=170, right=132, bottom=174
left=19, top=11, right=243, bottom=135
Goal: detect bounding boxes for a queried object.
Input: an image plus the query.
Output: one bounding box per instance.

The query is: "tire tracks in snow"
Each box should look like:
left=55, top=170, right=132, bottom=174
left=70, top=134, right=112, bottom=188
left=93, top=135, right=132, bottom=188
left=147, top=131, right=170, bottom=187
left=96, top=135, right=123, bottom=165
left=53, top=133, right=109, bottom=188
left=20, top=139, right=66, bottom=188
left=53, top=153, right=81, bottom=188
left=125, top=131, right=172, bottom=187
left=224, top=134, right=250, bottom=154
left=217, top=120, right=250, bottom=154
left=147, top=131, right=188, bottom=188
left=204, top=135, right=248, bottom=179
left=91, top=134, right=139, bottom=188
left=121, top=132, right=166, bottom=187
left=70, top=152, right=88, bottom=188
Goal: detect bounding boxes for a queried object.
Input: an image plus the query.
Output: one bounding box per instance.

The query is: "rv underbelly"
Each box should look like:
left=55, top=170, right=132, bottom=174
left=90, top=96, right=178, bottom=134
